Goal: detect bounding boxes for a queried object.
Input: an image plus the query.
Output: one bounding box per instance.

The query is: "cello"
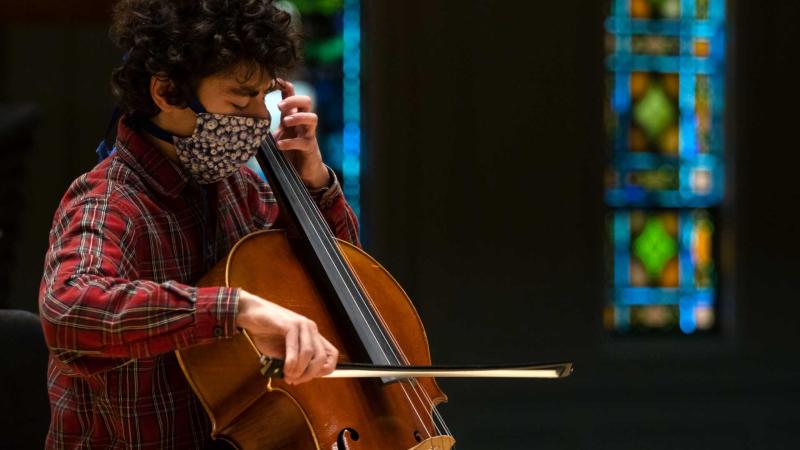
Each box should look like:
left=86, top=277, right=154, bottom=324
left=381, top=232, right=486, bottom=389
left=175, top=133, right=572, bottom=449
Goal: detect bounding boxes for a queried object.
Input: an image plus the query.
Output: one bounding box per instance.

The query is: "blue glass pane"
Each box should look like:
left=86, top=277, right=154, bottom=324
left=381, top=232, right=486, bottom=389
left=605, top=0, right=724, bottom=334
left=251, top=0, right=362, bottom=219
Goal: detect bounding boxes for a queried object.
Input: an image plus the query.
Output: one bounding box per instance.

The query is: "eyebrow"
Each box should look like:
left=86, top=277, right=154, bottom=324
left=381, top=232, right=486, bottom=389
left=227, top=80, right=277, bottom=97
left=228, top=86, right=260, bottom=96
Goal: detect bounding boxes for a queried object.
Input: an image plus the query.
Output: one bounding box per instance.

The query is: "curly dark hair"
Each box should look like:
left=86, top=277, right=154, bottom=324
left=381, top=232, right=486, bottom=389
left=110, top=0, right=300, bottom=117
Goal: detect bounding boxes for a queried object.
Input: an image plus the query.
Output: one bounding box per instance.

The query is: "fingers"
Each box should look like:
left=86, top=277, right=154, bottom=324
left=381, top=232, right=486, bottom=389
left=276, top=112, right=317, bottom=145
left=283, top=112, right=317, bottom=133
left=273, top=80, right=319, bottom=161
left=276, top=137, right=317, bottom=153
left=277, top=78, right=295, bottom=99
left=277, top=80, right=312, bottom=115
left=274, top=93, right=316, bottom=146
left=295, top=324, right=328, bottom=384
left=282, top=325, right=300, bottom=382
left=288, top=321, right=314, bottom=383
left=321, top=337, right=339, bottom=376
left=281, top=320, right=338, bottom=385
left=238, top=291, right=338, bottom=386
left=278, top=95, right=312, bottom=113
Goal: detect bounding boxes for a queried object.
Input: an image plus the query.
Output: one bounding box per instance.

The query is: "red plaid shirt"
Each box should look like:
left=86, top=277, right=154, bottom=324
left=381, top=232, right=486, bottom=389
left=38, top=119, right=359, bottom=449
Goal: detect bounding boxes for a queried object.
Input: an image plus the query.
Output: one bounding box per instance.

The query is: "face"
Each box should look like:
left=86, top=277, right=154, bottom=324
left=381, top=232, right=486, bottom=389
left=165, top=62, right=276, bottom=137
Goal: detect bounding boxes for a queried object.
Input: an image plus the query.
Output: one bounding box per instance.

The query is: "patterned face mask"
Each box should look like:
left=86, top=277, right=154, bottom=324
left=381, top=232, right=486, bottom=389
left=140, top=99, right=270, bottom=184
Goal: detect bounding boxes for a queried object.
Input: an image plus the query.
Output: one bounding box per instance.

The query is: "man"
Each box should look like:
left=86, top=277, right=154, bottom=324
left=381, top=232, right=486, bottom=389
left=38, top=0, right=358, bottom=448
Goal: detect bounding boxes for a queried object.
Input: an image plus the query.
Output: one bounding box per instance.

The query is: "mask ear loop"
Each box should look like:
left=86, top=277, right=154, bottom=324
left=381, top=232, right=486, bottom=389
left=95, top=106, right=123, bottom=161
left=136, top=118, right=176, bottom=145
left=188, top=98, right=207, bottom=114
left=96, top=49, right=133, bottom=162
left=134, top=96, right=208, bottom=146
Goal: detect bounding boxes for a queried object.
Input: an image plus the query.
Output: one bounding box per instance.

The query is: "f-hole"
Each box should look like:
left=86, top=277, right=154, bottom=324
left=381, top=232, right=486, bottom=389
left=336, top=428, right=360, bottom=449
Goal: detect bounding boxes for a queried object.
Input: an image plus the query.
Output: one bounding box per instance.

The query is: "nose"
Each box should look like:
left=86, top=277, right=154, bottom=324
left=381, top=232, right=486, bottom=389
left=249, top=98, right=270, bottom=121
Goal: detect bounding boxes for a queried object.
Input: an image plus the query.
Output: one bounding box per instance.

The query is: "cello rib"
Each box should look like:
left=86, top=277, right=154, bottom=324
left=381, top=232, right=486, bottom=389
left=176, top=230, right=451, bottom=449
left=410, top=436, right=456, bottom=450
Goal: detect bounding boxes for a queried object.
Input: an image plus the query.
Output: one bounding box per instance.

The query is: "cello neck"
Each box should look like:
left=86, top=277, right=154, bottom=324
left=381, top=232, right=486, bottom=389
left=255, top=134, right=404, bottom=372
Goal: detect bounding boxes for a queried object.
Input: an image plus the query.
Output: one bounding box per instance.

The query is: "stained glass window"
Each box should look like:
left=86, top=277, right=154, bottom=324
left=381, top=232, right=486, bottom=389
left=252, top=0, right=362, bottom=218
left=604, top=0, right=725, bottom=334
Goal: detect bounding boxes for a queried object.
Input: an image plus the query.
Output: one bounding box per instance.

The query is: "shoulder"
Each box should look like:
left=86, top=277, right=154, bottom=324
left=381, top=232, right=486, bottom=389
left=55, top=156, right=147, bottom=224
left=239, top=164, right=271, bottom=191
left=226, top=163, right=276, bottom=202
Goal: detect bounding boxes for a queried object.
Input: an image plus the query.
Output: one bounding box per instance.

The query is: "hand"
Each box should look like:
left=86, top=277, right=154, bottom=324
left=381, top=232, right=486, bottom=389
left=235, top=289, right=339, bottom=385
left=273, top=79, right=331, bottom=189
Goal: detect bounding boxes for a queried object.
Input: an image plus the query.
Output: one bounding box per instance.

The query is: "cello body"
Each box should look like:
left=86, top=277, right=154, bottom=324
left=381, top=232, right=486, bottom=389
left=176, top=230, right=454, bottom=449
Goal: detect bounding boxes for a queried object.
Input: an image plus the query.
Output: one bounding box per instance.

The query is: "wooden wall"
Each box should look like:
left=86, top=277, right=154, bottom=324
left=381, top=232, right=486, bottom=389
left=1, top=1, right=114, bottom=24
left=1, top=0, right=799, bottom=448
left=362, top=1, right=800, bottom=448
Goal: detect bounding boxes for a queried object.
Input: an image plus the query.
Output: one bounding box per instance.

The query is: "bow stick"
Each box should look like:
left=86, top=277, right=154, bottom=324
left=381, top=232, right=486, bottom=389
left=259, top=356, right=573, bottom=380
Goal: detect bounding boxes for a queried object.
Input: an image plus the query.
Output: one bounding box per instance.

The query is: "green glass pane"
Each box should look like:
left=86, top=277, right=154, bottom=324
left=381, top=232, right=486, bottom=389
left=627, top=210, right=680, bottom=288
left=605, top=0, right=725, bottom=334
left=696, top=0, right=710, bottom=19
left=305, top=36, right=344, bottom=64
left=691, top=210, right=716, bottom=288
left=631, top=0, right=681, bottom=19
left=634, top=86, right=675, bottom=139
left=633, top=216, right=678, bottom=278
left=288, top=0, right=343, bottom=15
left=632, top=35, right=680, bottom=56
left=696, top=75, right=712, bottom=153
left=628, top=165, right=680, bottom=192
left=630, top=305, right=679, bottom=331
left=629, top=73, right=679, bottom=154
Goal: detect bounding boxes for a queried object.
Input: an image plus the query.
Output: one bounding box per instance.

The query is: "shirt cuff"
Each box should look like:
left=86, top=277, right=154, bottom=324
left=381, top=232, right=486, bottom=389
left=308, top=165, right=344, bottom=210
left=194, top=286, right=240, bottom=342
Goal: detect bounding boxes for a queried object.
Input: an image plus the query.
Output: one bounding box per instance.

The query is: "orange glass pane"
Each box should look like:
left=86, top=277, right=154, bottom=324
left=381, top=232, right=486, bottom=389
left=631, top=0, right=652, bottom=18
left=693, top=39, right=711, bottom=57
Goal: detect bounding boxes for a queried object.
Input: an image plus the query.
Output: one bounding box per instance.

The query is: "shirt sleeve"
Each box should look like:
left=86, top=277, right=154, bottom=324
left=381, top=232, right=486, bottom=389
left=38, top=197, right=239, bottom=377
left=244, top=165, right=361, bottom=247
left=308, top=167, right=361, bottom=247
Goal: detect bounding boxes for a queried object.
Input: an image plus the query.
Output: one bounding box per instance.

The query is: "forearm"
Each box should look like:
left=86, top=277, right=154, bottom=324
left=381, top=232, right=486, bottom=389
left=39, top=273, right=239, bottom=371
left=310, top=167, right=361, bottom=246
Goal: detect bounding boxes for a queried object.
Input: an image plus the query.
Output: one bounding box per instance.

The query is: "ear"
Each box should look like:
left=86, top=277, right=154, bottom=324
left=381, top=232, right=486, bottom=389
left=150, top=75, right=182, bottom=112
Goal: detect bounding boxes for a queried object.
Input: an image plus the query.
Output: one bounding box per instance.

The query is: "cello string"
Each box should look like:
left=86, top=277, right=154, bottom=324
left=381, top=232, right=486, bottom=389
left=297, top=180, right=455, bottom=441
left=265, top=139, right=454, bottom=440
left=267, top=140, right=455, bottom=444
left=330, top=247, right=453, bottom=439
left=266, top=142, right=439, bottom=440
left=339, top=267, right=454, bottom=439
left=264, top=136, right=441, bottom=439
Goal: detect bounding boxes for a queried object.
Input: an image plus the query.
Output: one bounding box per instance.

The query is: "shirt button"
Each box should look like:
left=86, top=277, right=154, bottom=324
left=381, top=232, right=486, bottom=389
left=213, top=326, right=224, bottom=337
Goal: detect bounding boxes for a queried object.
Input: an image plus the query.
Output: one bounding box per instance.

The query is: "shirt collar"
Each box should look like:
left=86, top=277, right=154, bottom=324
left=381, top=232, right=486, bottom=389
left=114, top=116, right=190, bottom=198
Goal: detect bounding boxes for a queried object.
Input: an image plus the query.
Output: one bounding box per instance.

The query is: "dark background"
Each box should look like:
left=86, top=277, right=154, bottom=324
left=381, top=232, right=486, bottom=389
left=2, top=1, right=799, bottom=449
